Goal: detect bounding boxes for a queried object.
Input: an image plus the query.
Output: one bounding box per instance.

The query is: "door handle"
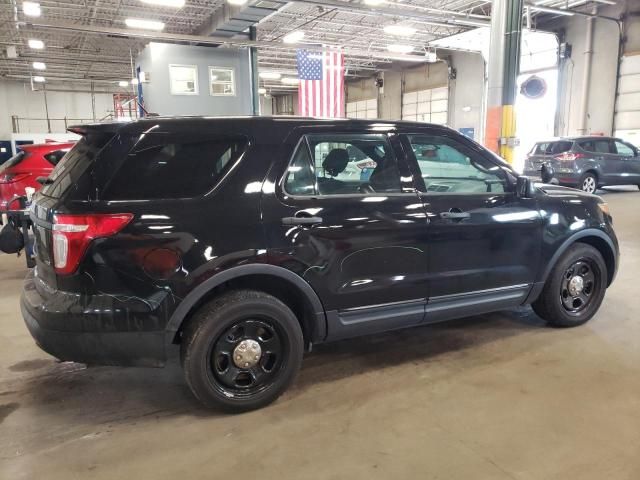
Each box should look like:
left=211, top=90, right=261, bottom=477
left=439, top=211, right=470, bottom=220
left=282, top=215, right=323, bottom=226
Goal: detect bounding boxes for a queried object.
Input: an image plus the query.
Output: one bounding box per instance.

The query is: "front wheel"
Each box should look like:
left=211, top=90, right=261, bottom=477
left=579, top=172, right=598, bottom=194
left=181, top=290, right=304, bottom=412
left=532, top=243, right=607, bottom=327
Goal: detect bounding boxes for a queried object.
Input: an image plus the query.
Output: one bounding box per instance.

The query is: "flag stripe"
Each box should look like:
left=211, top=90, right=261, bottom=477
left=297, top=48, right=344, bottom=118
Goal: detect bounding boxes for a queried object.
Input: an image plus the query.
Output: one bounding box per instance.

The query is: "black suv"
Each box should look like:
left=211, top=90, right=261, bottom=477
left=22, top=117, right=619, bottom=412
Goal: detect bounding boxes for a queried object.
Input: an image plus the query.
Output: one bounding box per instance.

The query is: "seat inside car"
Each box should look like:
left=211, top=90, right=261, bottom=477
left=318, top=148, right=351, bottom=194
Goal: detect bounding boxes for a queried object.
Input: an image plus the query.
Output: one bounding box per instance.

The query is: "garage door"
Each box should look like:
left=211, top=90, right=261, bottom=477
left=614, top=54, right=640, bottom=146
left=402, top=86, right=448, bottom=124
left=346, top=98, right=377, bottom=119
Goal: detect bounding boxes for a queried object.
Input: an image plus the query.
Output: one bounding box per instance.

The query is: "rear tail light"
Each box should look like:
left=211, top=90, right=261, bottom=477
left=0, top=173, right=29, bottom=184
left=554, top=152, right=585, bottom=162
left=52, top=213, right=133, bottom=275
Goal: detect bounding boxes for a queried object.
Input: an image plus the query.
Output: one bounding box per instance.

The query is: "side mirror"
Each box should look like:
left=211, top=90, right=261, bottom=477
left=516, top=176, right=533, bottom=198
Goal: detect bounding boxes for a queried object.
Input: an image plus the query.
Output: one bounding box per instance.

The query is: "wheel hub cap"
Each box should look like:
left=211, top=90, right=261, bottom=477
left=568, top=275, right=584, bottom=296
left=233, top=339, right=262, bottom=368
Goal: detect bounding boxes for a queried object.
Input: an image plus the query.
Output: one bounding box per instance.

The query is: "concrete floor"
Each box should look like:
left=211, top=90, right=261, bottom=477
left=1, top=187, right=639, bottom=480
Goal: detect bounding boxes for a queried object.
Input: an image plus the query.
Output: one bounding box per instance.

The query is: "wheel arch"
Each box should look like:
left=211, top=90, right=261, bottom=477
left=542, top=229, right=617, bottom=287
left=166, top=264, right=327, bottom=347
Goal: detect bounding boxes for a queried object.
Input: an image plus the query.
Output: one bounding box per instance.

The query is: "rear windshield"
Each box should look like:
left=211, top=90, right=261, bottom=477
left=0, top=151, right=28, bottom=172
left=40, top=131, right=248, bottom=201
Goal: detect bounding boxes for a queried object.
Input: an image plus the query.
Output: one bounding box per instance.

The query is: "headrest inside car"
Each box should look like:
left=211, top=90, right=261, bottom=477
left=322, top=149, right=349, bottom=177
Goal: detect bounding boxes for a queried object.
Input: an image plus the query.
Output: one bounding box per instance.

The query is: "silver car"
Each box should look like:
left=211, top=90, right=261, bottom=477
left=523, top=137, right=640, bottom=193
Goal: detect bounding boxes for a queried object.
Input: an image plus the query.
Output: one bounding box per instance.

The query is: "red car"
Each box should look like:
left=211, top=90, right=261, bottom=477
left=0, top=142, right=74, bottom=212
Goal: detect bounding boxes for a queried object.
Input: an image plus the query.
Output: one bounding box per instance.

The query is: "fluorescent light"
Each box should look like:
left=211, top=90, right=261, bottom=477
left=283, top=31, right=305, bottom=44
left=32, top=76, right=45, bottom=83
left=387, top=44, right=414, bottom=54
left=364, top=0, right=385, bottom=5
left=258, top=88, right=267, bottom=94
left=383, top=25, right=416, bottom=36
left=23, top=2, right=41, bottom=17
left=140, top=0, right=185, bottom=7
left=227, top=0, right=248, bottom=5
left=28, top=39, right=44, bottom=49
left=118, top=81, right=129, bottom=87
left=530, top=6, right=575, bottom=15
left=125, top=18, right=165, bottom=30
left=259, top=71, right=281, bottom=80
left=281, top=77, right=300, bottom=85
left=32, top=61, right=46, bottom=70
left=131, top=78, right=139, bottom=85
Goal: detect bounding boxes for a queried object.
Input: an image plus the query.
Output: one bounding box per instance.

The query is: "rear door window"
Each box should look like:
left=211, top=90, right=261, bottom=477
left=531, top=143, right=549, bottom=155
left=43, top=149, right=71, bottom=166
left=101, top=135, right=247, bottom=200
left=581, top=140, right=613, bottom=154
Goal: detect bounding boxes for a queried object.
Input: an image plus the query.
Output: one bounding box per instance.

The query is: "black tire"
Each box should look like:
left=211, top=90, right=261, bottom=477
left=181, top=289, right=303, bottom=412
left=532, top=243, right=607, bottom=327
left=579, top=172, right=598, bottom=194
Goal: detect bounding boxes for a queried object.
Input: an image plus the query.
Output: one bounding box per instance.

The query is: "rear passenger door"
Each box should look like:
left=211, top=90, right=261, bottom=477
left=262, top=128, right=431, bottom=340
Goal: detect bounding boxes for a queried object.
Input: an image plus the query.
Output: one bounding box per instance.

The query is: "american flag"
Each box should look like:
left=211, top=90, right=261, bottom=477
left=297, top=48, right=345, bottom=118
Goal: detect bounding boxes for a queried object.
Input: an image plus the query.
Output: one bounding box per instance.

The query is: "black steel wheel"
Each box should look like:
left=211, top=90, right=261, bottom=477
left=181, top=290, right=303, bottom=412
left=209, top=319, right=285, bottom=397
left=532, top=243, right=607, bottom=327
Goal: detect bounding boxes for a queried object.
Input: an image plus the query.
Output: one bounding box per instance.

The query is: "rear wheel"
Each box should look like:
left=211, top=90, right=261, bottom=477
left=532, top=244, right=607, bottom=327
left=181, top=290, right=303, bottom=412
left=579, top=172, right=597, bottom=194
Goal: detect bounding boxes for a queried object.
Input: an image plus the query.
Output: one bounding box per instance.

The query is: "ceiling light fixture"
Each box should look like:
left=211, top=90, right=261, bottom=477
left=281, top=77, right=300, bottom=85
left=258, top=88, right=267, bottom=94
left=23, top=2, right=41, bottom=17
left=32, top=61, right=46, bottom=70
left=227, top=0, right=249, bottom=5
left=387, top=44, right=414, bottom=54
left=383, top=25, right=416, bottom=36
left=363, top=0, right=385, bottom=5
left=140, top=0, right=185, bottom=7
left=28, top=39, right=44, bottom=49
left=33, top=76, right=45, bottom=83
left=283, top=31, right=305, bottom=44
left=259, top=71, right=282, bottom=80
left=131, top=78, right=140, bottom=85
left=529, top=6, right=575, bottom=16
left=118, top=81, right=129, bottom=87
left=125, top=18, right=166, bottom=30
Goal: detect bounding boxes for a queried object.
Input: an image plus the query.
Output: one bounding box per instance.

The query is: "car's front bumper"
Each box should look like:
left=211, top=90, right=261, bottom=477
left=21, top=269, right=167, bottom=367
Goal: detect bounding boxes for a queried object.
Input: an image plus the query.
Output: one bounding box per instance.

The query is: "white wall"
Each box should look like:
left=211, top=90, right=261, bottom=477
left=448, top=51, right=486, bottom=142
left=0, top=80, right=115, bottom=139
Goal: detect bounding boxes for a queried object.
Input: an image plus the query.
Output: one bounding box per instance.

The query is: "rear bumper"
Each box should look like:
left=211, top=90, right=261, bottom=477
left=21, top=269, right=167, bottom=367
left=522, top=167, right=581, bottom=186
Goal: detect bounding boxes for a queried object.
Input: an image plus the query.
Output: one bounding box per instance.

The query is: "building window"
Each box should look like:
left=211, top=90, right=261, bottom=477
left=346, top=98, right=377, bottom=119
left=169, top=64, right=199, bottom=95
left=209, top=67, right=235, bottom=96
left=402, top=86, right=448, bottom=125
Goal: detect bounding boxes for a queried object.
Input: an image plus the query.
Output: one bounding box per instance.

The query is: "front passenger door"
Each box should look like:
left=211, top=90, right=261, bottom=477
left=400, top=131, right=542, bottom=322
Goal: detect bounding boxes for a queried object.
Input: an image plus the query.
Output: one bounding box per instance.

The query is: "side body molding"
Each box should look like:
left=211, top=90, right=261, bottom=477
left=165, top=264, right=327, bottom=344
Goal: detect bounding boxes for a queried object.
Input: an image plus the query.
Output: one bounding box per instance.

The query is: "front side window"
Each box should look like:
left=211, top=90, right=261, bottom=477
left=614, top=140, right=635, bottom=157
left=406, top=134, right=507, bottom=194
left=285, top=134, right=402, bottom=196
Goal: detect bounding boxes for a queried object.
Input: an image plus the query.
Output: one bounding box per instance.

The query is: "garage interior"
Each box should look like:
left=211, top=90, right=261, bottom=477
left=1, top=0, right=640, bottom=478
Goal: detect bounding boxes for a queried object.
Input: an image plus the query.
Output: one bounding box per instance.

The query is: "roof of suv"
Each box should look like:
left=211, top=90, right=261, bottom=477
left=69, top=115, right=453, bottom=136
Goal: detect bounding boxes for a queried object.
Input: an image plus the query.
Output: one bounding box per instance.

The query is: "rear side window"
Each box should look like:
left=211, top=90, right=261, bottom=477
left=549, top=141, right=573, bottom=154
left=43, top=149, right=70, bottom=166
left=102, top=136, right=247, bottom=200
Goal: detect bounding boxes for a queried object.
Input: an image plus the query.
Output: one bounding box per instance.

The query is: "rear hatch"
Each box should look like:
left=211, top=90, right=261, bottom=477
left=526, top=140, right=574, bottom=172
left=31, top=129, right=134, bottom=288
